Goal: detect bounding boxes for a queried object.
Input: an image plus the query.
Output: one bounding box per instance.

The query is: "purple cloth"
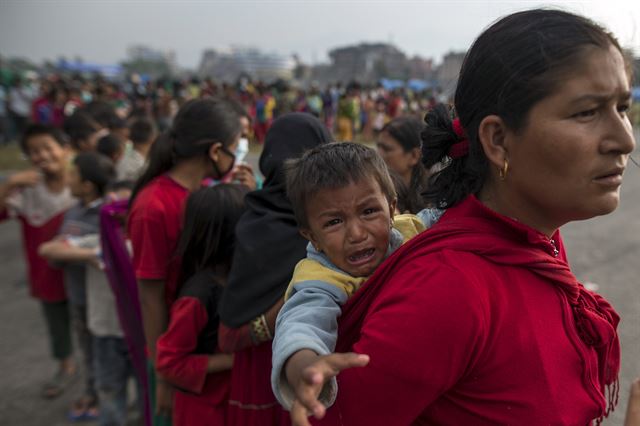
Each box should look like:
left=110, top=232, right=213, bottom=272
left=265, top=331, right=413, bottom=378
left=100, top=199, right=151, bottom=426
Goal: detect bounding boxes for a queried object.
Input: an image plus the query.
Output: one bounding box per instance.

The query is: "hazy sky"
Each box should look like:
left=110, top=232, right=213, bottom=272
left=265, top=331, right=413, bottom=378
left=1, top=0, right=638, bottom=69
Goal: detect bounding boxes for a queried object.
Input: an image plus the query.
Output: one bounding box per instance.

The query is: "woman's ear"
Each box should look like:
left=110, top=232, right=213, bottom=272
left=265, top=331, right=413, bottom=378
left=477, top=114, right=509, bottom=169
left=408, top=147, right=421, bottom=167
left=208, top=142, right=222, bottom=162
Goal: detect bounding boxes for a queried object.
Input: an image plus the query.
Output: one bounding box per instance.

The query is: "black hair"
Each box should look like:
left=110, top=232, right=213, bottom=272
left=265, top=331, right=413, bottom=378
left=381, top=116, right=427, bottom=212
left=285, top=142, right=396, bottom=229
left=389, top=169, right=423, bottom=214
left=73, top=152, right=116, bottom=197
left=106, top=179, right=134, bottom=193
left=83, top=101, right=121, bottom=129
left=422, top=9, right=627, bottom=208
left=96, top=134, right=124, bottom=162
left=129, top=98, right=241, bottom=205
left=20, top=124, right=69, bottom=155
left=129, top=117, right=156, bottom=145
left=176, top=184, right=249, bottom=285
left=63, top=111, right=102, bottom=150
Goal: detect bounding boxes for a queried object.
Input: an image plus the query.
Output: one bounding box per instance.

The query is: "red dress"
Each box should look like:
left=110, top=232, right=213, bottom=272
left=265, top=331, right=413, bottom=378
left=226, top=342, right=290, bottom=426
left=1, top=182, right=74, bottom=302
left=157, top=268, right=231, bottom=426
left=316, top=195, right=620, bottom=425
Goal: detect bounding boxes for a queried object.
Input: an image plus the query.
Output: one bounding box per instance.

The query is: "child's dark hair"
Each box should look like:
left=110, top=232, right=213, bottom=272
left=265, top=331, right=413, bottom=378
left=63, top=111, right=102, bottom=150
left=176, top=184, right=249, bottom=284
left=129, top=117, right=156, bottom=145
left=130, top=98, right=241, bottom=205
left=422, top=9, right=628, bottom=208
left=20, top=124, right=69, bottom=155
left=83, top=101, right=121, bottom=130
left=381, top=116, right=427, bottom=212
left=96, top=134, right=123, bottom=162
left=285, top=142, right=396, bottom=229
left=73, top=152, right=116, bottom=197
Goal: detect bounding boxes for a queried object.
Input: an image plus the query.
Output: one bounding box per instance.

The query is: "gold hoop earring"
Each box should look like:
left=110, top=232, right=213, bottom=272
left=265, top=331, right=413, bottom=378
left=499, top=159, right=509, bottom=181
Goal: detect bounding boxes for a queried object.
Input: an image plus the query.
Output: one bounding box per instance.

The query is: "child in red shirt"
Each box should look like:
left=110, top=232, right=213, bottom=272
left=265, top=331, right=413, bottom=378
left=128, top=98, right=242, bottom=423
left=157, top=184, right=248, bottom=426
left=0, top=124, right=76, bottom=398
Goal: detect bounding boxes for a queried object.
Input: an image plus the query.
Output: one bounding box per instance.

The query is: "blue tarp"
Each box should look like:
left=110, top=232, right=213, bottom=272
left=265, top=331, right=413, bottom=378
left=407, top=79, right=431, bottom=92
left=379, top=78, right=404, bottom=91
left=56, top=60, right=123, bottom=78
left=379, top=78, right=432, bottom=92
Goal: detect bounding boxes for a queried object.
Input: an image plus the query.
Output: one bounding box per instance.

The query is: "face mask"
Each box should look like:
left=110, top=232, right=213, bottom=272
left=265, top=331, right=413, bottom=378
left=210, top=147, right=236, bottom=181
left=235, top=137, right=249, bottom=164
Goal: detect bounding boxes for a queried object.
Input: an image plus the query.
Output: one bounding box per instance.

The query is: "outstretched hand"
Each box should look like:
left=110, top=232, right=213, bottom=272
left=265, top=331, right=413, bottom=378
left=288, top=351, right=369, bottom=426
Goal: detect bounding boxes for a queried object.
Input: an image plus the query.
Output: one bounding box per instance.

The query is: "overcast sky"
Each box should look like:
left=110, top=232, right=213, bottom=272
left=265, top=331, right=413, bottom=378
left=1, top=0, right=638, bottom=69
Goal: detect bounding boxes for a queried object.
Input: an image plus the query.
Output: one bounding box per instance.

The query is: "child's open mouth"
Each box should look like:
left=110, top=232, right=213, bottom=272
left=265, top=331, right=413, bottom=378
left=348, top=248, right=375, bottom=265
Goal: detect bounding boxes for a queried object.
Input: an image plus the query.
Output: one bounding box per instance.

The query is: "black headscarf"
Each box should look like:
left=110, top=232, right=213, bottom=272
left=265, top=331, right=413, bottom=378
left=219, top=113, right=332, bottom=327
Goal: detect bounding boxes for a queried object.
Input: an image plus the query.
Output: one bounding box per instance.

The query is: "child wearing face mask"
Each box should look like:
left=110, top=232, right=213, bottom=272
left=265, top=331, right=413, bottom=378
left=127, top=98, right=241, bottom=424
left=271, top=142, right=442, bottom=417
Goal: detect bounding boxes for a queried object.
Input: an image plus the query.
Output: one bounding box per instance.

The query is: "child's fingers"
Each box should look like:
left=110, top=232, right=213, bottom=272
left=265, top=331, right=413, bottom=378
left=290, top=400, right=313, bottom=426
left=295, top=378, right=326, bottom=420
left=325, top=352, right=370, bottom=375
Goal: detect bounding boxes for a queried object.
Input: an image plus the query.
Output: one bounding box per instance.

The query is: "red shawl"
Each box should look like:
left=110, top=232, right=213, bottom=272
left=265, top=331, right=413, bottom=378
left=335, top=195, right=620, bottom=419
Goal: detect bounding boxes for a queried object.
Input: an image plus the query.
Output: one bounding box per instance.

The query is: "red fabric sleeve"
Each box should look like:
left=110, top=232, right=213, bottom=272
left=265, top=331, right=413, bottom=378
left=218, top=322, right=253, bottom=353
left=156, top=297, right=210, bottom=394
left=129, top=213, right=170, bottom=280
left=318, top=253, right=487, bottom=425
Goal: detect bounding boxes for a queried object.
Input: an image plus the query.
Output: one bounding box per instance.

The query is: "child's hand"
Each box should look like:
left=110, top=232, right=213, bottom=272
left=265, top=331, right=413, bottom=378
left=232, top=163, right=257, bottom=190
left=9, top=169, right=41, bottom=188
left=287, top=351, right=370, bottom=426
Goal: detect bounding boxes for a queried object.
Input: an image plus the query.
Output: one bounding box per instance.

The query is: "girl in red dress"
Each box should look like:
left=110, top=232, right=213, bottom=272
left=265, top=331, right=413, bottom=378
left=157, top=184, right=249, bottom=426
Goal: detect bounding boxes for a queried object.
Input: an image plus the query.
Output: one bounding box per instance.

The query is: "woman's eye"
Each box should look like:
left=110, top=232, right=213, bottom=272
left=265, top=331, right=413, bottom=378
left=572, top=109, right=597, bottom=119
left=363, top=207, right=379, bottom=215
left=617, top=104, right=630, bottom=114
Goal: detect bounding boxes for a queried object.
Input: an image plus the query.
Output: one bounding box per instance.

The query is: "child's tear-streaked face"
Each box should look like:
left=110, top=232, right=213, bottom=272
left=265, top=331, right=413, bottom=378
left=301, top=178, right=395, bottom=278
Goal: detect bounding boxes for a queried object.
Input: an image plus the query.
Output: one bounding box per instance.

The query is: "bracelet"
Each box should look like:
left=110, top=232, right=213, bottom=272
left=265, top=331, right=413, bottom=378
left=250, top=314, right=273, bottom=343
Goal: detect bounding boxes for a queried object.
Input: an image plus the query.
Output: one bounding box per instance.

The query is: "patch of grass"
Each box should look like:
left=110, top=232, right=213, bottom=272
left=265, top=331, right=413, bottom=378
left=0, top=144, right=29, bottom=173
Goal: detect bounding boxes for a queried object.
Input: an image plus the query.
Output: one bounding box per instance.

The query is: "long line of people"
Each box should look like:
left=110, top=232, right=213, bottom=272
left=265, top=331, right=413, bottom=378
left=2, top=8, right=640, bottom=426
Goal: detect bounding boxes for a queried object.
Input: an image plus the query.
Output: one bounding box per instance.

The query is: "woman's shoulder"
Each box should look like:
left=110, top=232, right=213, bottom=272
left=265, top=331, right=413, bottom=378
left=373, top=248, right=498, bottom=319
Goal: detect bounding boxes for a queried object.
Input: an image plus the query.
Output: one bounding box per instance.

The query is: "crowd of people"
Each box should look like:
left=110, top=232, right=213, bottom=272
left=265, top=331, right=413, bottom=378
left=1, top=8, right=639, bottom=426
left=0, top=63, right=442, bottom=149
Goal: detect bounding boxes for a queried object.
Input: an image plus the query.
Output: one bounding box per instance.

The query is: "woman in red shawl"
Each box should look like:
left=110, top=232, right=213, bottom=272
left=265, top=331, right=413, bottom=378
left=286, top=9, right=635, bottom=426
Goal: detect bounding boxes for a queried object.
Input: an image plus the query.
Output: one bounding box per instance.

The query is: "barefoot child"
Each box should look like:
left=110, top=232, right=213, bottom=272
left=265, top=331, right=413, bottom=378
left=271, top=142, right=441, bottom=420
left=156, top=184, right=248, bottom=425
left=0, top=124, right=76, bottom=398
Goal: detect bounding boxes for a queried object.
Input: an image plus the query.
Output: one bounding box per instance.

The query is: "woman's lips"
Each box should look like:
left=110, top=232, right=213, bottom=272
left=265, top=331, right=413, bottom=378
left=593, top=168, right=624, bottom=187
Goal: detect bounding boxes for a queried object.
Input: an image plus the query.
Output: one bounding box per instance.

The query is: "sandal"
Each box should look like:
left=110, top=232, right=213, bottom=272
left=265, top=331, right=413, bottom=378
left=41, top=368, right=77, bottom=399
left=68, top=395, right=99, bottom=422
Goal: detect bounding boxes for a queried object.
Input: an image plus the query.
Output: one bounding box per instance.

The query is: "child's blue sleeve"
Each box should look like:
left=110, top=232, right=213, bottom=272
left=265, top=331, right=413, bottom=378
left=271, top=281, right=347, bottom=411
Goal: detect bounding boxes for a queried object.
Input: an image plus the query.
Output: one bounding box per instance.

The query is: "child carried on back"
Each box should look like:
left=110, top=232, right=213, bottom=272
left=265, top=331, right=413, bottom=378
left=271, top=142, right=442, bottom=422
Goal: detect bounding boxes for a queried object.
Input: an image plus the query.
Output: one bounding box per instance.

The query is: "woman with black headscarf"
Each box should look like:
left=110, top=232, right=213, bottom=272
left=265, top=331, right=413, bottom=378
left=219, top=113, right=332, bottom=425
